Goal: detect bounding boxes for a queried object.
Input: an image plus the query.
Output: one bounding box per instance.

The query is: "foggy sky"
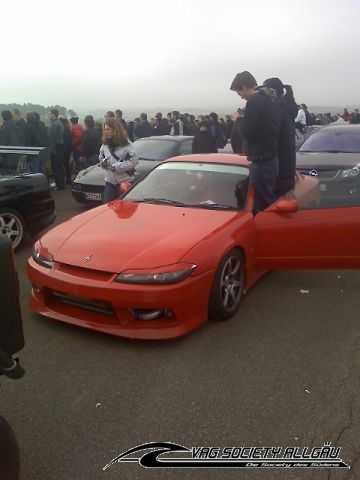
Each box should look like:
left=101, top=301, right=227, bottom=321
left=1, top=0, right=359, bottom=115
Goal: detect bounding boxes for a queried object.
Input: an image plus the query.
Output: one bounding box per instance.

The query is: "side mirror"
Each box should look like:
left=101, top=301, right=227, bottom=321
left=267, top=198, right=299, bottom=214
left=119, top=182, right=132, bottom=193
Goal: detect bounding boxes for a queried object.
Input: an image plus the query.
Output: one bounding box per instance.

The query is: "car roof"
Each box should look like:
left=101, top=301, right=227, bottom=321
left=164, top=153, right=250, bottom=167
left=319, top=123, right=360, bottom=132
left=137, top=135, right=193, bottom=142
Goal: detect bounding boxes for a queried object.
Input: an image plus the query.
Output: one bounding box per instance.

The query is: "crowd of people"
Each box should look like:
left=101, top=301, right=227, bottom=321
left=0, top=97, right=359, bottom=203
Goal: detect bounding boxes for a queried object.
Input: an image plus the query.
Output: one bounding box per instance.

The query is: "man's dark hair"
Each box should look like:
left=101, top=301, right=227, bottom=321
left=1, top=110, right=13, bottom=122
left=115, top=109, right=122, bottom=118
left=230, top=71, right=257, bottom=91
left=263, top=77, right=284, bottom=98
left=85, top=115, right=94, bottom=128
left=172, top=110, right=180, bottom=119
left=50, top=108, right=59, bottom=117
left=140, top=112, right=147, bottom=120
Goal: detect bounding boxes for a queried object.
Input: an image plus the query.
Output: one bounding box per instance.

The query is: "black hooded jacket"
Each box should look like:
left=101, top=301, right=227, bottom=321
left=277, top=94, right=298, bottom=184
left=242, top=87, right=279, bottom=161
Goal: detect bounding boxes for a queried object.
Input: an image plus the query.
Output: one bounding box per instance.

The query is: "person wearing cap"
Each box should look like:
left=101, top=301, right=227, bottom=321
left=263, top=77, right=298, bottom=196
left=70, top=116, right=85, bottom=174
left=230, top=70, right=279, bottom=214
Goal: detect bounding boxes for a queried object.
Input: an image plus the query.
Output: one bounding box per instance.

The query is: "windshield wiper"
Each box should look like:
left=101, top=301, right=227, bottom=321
left=141, top=197, right=186, bottom=206
left=301, top=149, right=348, bottom=153
left=188, top=202, right=234, bottom=210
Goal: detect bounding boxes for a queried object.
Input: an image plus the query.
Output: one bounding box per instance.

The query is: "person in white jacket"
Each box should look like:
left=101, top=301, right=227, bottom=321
left=295, top=105, right=306, bottom=133
left=99, top=118, right=139, bottom=203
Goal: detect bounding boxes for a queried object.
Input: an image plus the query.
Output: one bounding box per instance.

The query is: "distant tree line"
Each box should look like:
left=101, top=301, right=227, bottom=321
left=0, top=103, right=78, bottom=122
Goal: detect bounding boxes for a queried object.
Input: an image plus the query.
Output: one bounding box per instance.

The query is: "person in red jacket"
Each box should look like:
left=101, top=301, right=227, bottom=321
left=70, top=117, right=84, bottom=173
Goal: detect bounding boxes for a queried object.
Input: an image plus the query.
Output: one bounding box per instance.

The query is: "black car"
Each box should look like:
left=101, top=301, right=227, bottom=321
left=0, top=146, right=56, bottom=250
left=296, top=123, right=360, bottom=206
left=71, top=135, right=194, bottom=205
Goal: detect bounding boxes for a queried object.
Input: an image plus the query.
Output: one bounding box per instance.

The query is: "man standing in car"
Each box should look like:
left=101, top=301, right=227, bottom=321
left=230, top=71, right=279, bottom=214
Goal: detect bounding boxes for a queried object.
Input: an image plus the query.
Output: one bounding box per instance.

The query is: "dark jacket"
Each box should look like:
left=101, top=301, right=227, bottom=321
left=62, top=128, right=72, bottom=155
left=152, top=120, right=170, bottom=136
left=230, top=117, right=245, bottom=154
left=225, top=119, right=234, bottom=140
left=29, top=121, right=49, bottom=147
left=242, top=87, right=279, bottom=161
left=134, top=120, right=153, bottom=139
left=0, top=120, right=25, bottom=146
left=209, top=120, right=226, bottom=148
left=192, top=131, right=217, bottom=154
left=276, top=95, right=298, bottom=194
left=16, top=118, right=33, bottom=145
left=82, top=127, right=101, bottom=156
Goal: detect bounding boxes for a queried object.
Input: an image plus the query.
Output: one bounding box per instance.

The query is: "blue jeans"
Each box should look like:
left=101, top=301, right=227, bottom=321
left=26, top=155, right=43, bottom=173
left=250, top=158, right=279, bottom=213
left=103, top=182, right=120, bottom=203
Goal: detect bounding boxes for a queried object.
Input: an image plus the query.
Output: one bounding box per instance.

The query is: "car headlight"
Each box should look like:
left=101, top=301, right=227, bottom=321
left=342, top=164, right=360, bottom=178
left=32, top=243, right=54, bottom=268
left=115, top=263, right=197, bottom=284
left=74, top=170, right=86, bottom=181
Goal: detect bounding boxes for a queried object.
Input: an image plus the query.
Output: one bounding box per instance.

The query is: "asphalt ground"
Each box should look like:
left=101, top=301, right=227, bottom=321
left=1, top=186, right=359, bottom=480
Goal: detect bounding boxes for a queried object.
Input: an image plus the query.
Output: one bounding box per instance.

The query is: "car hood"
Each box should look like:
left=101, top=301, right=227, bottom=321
left=73, top=159, right=161, bottom=186
left=296, top=152, right=360, bottom=169
left=41, top=201, right=240, bottom=272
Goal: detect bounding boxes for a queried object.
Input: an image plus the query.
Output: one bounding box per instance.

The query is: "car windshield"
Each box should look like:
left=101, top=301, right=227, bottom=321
left=124, top=161, right=250, bottom=210
left=132, top=139, right=178, bottom=160
left=299, top=128, right=360, bottom=153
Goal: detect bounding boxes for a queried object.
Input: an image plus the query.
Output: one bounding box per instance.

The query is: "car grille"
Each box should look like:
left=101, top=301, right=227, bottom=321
left=53, top=291, right=115, bottom=316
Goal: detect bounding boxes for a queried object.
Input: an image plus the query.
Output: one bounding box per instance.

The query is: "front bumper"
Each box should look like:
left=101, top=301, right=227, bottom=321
left=71, top=182, right=104, bottom=205
left=28, top=257, right=214, bottom=340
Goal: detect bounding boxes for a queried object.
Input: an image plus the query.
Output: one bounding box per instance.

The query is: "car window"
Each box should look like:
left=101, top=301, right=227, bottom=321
left=178, top=139, right=193, bottom=155
left=132, top=139, right=177, bottom=160
left=299, top=128, right=360, bottom=153
left=125, top=162, right=249, bottom=210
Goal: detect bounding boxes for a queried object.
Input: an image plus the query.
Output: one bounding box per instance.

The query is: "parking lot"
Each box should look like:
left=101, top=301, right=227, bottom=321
left=1, top=186, right=360, bottom=479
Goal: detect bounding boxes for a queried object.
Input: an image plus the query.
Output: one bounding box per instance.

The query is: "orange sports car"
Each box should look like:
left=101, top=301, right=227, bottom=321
left=27, top=154, right=360, bottom=339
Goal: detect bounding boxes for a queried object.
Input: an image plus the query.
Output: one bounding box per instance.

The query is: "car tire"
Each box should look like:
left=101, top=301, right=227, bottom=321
left=0, top=208, right=26, bottom=251
left=208, top=248, right=245, bottom=321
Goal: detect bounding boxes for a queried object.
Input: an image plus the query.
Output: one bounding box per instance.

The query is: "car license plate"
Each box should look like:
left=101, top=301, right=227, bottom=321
left=85, top=192, right=102, bottom=201
left=320, top=183, right=327, bottom=192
